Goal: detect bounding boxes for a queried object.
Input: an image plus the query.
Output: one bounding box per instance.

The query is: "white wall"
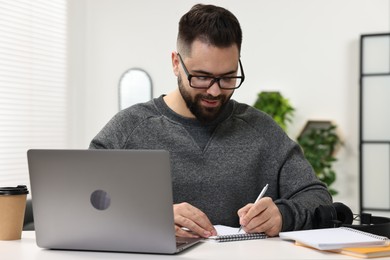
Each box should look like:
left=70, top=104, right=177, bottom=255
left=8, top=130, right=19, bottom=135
left=68, top=0, right=390, bottom=213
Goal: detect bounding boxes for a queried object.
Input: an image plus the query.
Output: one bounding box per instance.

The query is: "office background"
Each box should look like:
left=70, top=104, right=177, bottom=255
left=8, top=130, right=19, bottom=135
left=1, top=0, right=389, bottom=216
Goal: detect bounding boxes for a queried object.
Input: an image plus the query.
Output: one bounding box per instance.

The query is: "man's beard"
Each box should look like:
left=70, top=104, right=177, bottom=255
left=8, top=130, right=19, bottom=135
left=178, top=74, right=232, bottom=124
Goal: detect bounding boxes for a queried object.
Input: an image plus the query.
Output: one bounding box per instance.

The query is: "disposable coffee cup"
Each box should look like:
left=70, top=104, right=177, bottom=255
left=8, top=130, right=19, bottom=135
left=0, top=185, right=29, bottom=240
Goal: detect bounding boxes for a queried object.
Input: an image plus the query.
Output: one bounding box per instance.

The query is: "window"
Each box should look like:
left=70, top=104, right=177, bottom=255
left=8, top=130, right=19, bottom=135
left=0, top=0, right=67, bottom=189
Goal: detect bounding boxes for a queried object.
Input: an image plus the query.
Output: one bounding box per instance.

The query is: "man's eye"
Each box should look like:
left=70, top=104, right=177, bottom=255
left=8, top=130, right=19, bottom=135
left=221, top=77, right=234, bottom=83
left=195, top=76, right=210, bottom=81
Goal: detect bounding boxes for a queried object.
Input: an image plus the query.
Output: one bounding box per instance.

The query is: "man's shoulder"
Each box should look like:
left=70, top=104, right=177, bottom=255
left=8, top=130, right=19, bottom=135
left=106, top=98, right=163, bottom=132
left=229, top=100, right=289, bottom=138
left=231, top=100, right=275, bottom=124
left=229, top=100, right=295, bottom=152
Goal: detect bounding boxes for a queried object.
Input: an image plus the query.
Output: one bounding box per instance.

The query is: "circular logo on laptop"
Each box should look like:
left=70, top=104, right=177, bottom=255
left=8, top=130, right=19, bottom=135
left=90, top=190, right=111, bottom=210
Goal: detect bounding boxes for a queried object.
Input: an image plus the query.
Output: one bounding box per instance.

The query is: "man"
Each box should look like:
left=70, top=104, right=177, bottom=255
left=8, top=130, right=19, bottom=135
left=89, top=4, right=332, bottom=238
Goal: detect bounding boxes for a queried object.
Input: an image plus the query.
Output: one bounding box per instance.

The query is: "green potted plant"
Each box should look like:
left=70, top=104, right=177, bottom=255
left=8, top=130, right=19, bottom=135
left=297, top=121, right=342, bottom=195
left=253, top=91, right=295, bottom=131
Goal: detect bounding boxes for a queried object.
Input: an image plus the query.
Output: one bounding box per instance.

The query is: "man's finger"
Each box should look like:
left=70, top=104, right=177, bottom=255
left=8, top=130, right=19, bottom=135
left=173, top=203, right=216, bottom=238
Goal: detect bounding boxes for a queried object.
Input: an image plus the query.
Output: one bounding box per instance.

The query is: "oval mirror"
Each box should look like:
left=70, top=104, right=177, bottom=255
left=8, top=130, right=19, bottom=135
left=118, top=68, right=153, bottom=110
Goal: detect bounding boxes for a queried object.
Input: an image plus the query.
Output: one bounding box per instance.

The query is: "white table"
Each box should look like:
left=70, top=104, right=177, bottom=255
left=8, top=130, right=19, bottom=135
left=1, top=231, right=359, bottom=259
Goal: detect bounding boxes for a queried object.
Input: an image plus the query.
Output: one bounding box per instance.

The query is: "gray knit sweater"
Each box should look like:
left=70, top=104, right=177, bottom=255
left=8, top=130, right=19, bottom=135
left=89, top=95, right=332, bottom=231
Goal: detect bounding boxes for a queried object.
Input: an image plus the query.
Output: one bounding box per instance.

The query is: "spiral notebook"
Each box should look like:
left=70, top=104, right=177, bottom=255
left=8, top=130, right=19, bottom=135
left=208, top=225, right=267, bottom=242
left=279, top=227, right=389, bottom=250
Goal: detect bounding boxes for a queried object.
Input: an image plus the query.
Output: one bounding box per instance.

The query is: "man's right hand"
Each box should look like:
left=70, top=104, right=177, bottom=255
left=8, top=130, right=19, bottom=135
left=173, top=202, right=217, bottom=238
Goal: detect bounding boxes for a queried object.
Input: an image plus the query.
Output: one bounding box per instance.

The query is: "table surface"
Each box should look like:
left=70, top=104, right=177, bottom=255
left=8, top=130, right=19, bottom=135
left=0, top=231, right=361, bottom=260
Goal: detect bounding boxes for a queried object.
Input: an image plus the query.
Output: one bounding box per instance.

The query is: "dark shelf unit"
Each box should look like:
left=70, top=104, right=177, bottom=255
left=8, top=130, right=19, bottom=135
left=359, top=33, right=390, bottom=214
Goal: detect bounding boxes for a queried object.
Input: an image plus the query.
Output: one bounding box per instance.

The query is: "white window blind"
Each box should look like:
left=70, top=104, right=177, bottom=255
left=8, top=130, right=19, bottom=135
left=0, top=0, right=67, bottom=189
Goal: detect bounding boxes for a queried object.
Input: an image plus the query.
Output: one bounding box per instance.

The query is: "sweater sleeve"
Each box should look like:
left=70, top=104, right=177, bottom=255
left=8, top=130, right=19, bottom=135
left=235, top=104, right=333, bottom=232
left=274, top=144, right=333, bottom=231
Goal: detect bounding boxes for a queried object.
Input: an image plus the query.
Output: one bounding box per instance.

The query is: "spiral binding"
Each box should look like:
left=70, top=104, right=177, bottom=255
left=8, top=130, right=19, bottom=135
left=341, top=227, right=389, bottom=241
left=214, top=232, right=267, bottom=242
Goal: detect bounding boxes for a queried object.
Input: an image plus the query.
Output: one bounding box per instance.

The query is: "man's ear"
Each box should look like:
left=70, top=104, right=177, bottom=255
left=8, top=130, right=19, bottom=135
left=172, top=52, right=180, bottom=76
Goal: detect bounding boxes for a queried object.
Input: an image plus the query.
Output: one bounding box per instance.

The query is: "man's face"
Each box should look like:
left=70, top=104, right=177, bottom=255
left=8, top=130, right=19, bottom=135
left=177, top=73, right=233, bottom=124
left=176, top=41, right=240, bottom=124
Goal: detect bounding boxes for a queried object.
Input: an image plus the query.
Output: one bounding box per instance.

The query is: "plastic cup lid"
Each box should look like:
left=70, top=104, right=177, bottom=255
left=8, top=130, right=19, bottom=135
left=0, top=185, right=29, bottom=195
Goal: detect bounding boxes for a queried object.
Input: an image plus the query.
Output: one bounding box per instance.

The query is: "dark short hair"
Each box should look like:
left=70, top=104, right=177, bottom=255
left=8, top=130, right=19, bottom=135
left=177, top=4, right=242, bottom=56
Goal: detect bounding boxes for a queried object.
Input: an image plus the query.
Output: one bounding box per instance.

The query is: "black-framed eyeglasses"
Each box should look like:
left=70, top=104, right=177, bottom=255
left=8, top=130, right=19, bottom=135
left=177, top=53, right=245, bottom=90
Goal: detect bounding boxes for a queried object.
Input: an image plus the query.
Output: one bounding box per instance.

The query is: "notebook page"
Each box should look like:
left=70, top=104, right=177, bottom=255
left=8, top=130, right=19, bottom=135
left=214, top=225, right=246, bottom=236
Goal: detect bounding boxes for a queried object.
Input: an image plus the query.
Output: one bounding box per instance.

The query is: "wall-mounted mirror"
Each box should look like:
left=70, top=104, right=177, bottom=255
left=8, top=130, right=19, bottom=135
left=118, top=68, right=153, bottom=110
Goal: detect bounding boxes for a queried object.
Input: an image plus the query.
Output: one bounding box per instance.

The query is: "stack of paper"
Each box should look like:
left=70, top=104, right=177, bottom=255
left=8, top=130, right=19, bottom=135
left=279, top=227, right=389, bottom=250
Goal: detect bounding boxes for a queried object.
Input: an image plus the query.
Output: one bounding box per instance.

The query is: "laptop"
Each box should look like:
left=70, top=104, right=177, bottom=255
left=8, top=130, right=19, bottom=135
left=27, top=149, right=202, bottom=254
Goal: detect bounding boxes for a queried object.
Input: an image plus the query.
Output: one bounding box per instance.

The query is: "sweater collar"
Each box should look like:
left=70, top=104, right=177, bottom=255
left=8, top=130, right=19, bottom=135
left=154, top=95, right=234, bottom=127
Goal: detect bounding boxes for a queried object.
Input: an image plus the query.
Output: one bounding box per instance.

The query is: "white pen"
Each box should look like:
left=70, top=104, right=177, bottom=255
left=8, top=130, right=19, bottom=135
left=238, top=183, right=269, bottom=233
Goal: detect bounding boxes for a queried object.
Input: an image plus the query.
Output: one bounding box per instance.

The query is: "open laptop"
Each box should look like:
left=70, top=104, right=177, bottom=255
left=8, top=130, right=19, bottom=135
left=27, top=149, right=202, bottom=254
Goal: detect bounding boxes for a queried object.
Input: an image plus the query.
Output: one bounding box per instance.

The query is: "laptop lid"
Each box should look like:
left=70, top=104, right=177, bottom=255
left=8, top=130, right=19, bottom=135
left=27, top=149, right=200, bottom=254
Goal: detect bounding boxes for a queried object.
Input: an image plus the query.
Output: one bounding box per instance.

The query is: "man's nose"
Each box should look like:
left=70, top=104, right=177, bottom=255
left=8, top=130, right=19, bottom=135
left=206, top=80, right=222, bottom=97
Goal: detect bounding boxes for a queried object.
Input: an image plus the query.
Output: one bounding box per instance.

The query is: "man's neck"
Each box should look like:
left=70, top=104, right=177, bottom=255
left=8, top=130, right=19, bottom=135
left=163, top=89, right=195, bottom=119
